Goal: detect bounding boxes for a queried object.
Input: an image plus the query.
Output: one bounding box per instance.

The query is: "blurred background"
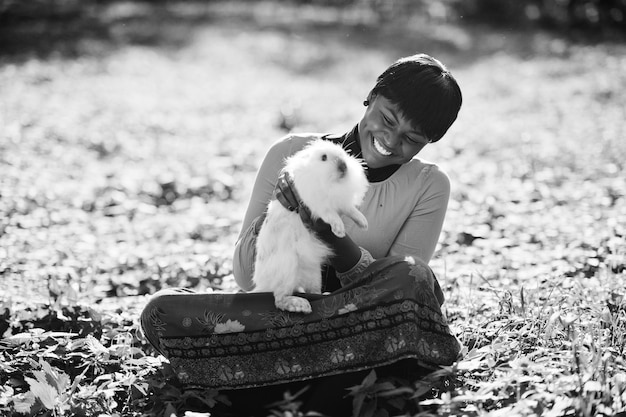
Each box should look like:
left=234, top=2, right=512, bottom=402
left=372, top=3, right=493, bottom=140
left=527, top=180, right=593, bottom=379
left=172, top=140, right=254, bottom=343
left=1, top=4, right=625, bottom=415
left=1, top=0, right=625, bottom=53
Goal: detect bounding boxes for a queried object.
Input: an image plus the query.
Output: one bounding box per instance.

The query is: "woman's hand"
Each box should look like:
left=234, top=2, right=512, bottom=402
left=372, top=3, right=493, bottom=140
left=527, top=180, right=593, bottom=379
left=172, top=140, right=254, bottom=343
left=274, top=172, right=333, bottom=237
left=273, top=172, right=362, bottom=272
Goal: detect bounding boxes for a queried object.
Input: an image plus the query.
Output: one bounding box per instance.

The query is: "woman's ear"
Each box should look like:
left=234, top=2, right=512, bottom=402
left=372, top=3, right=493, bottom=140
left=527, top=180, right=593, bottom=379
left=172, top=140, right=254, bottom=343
left=364, top=91, right=376, bottom=106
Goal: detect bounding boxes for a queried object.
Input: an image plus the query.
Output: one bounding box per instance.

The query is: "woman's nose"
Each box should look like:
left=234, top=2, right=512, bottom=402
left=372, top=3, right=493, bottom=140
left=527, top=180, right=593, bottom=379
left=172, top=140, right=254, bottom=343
left=382, top=130, right=402, bottom=149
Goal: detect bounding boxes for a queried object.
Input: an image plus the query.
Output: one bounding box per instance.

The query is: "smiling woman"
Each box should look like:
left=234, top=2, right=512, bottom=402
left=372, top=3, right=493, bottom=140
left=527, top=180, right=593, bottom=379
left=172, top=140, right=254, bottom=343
left=140, top=53, right=463, bottom=416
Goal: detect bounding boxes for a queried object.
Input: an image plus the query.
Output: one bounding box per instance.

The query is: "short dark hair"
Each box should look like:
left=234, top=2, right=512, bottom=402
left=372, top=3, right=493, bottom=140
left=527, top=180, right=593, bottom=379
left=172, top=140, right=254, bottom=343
left=370, top=54, right=462, bottom=142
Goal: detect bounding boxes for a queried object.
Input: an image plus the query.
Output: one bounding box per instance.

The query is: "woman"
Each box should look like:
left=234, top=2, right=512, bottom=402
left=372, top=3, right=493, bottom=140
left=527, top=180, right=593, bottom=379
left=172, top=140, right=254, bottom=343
left=141, top=53, right=462, bottom=416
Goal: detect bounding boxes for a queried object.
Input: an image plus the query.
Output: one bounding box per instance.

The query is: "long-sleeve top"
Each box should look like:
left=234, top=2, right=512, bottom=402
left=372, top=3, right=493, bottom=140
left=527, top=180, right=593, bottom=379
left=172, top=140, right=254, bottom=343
left=233, top=129, right=450, bottom=292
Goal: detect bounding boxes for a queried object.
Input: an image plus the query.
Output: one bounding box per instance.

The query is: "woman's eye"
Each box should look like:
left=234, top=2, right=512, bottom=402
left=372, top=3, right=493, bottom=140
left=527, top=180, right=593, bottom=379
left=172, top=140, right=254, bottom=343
left=406, top=136, right=427, bottom=146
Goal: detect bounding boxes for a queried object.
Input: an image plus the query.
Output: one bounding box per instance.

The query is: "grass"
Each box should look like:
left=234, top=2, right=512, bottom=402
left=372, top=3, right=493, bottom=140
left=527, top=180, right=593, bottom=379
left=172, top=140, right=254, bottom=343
left=1, top=1, right=625, bottom=416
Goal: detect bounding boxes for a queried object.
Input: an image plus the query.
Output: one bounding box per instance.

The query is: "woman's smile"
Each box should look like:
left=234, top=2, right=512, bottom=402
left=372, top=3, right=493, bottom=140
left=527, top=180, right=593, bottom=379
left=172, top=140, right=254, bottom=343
left=372, top=136, right=393, bottom=156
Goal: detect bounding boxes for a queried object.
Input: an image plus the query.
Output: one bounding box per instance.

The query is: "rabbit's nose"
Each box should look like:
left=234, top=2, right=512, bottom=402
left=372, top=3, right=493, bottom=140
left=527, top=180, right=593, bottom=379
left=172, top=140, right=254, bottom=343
left=337, top=159, right=347, bottom=177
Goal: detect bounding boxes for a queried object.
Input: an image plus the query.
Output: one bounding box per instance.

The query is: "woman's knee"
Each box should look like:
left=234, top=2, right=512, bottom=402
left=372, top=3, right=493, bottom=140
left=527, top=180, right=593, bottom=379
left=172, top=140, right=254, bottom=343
left=402, top=256, right=445, bottom=305
left=405, top=255, right=431, bottom=272
left=140, top=287, right=194, bottom=352
left=140, top=287, right=192, bottom=322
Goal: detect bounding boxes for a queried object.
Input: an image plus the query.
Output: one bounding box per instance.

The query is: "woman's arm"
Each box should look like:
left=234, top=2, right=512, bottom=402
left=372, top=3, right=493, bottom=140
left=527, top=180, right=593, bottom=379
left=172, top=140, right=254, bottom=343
left=232, top=138, right=294, bottom=291
left=293, top=203, right=363, bottom=274
left=331, top=165, right=450, bottom=285
left=389, top=166, right=451, bottom=264
left=276, top=164, right=450, bottom=286
left=233, top=135, right=319, bottom=290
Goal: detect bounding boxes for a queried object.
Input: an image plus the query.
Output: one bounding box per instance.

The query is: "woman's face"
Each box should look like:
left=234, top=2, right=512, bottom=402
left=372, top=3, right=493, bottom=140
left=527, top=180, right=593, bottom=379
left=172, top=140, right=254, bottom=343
left=358, top=94, right=430, bottom=169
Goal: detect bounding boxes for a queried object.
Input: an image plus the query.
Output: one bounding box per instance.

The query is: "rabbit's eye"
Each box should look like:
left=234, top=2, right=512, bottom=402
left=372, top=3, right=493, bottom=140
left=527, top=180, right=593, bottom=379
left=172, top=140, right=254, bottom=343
left=321, top=154, right=327, bottom=161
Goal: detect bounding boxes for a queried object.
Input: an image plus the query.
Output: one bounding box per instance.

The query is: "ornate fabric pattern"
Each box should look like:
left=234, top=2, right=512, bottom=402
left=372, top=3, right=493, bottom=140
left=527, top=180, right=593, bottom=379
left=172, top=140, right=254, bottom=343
left=140, top=256, right=461, bottom=390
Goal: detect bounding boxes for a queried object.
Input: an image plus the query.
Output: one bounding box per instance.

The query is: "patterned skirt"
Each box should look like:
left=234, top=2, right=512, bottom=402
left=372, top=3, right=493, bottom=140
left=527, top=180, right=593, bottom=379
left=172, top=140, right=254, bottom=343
left=140, top=256, right=461, bottom=390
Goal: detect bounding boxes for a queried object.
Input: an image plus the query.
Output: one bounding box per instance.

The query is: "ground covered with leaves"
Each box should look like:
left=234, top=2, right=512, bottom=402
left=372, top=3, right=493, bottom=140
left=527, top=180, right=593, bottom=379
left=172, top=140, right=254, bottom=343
left=1, top=2, right=625, bottom=416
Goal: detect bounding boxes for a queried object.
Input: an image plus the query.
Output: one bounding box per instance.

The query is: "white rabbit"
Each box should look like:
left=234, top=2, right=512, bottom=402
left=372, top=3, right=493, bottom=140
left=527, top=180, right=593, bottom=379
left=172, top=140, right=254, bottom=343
left=252, top=140, right=369, bottom=314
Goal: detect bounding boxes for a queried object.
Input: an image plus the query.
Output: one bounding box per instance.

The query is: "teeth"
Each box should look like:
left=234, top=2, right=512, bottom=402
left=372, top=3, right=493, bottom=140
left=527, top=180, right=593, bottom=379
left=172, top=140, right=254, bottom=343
left=373, top=137, right=392, bottom=156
